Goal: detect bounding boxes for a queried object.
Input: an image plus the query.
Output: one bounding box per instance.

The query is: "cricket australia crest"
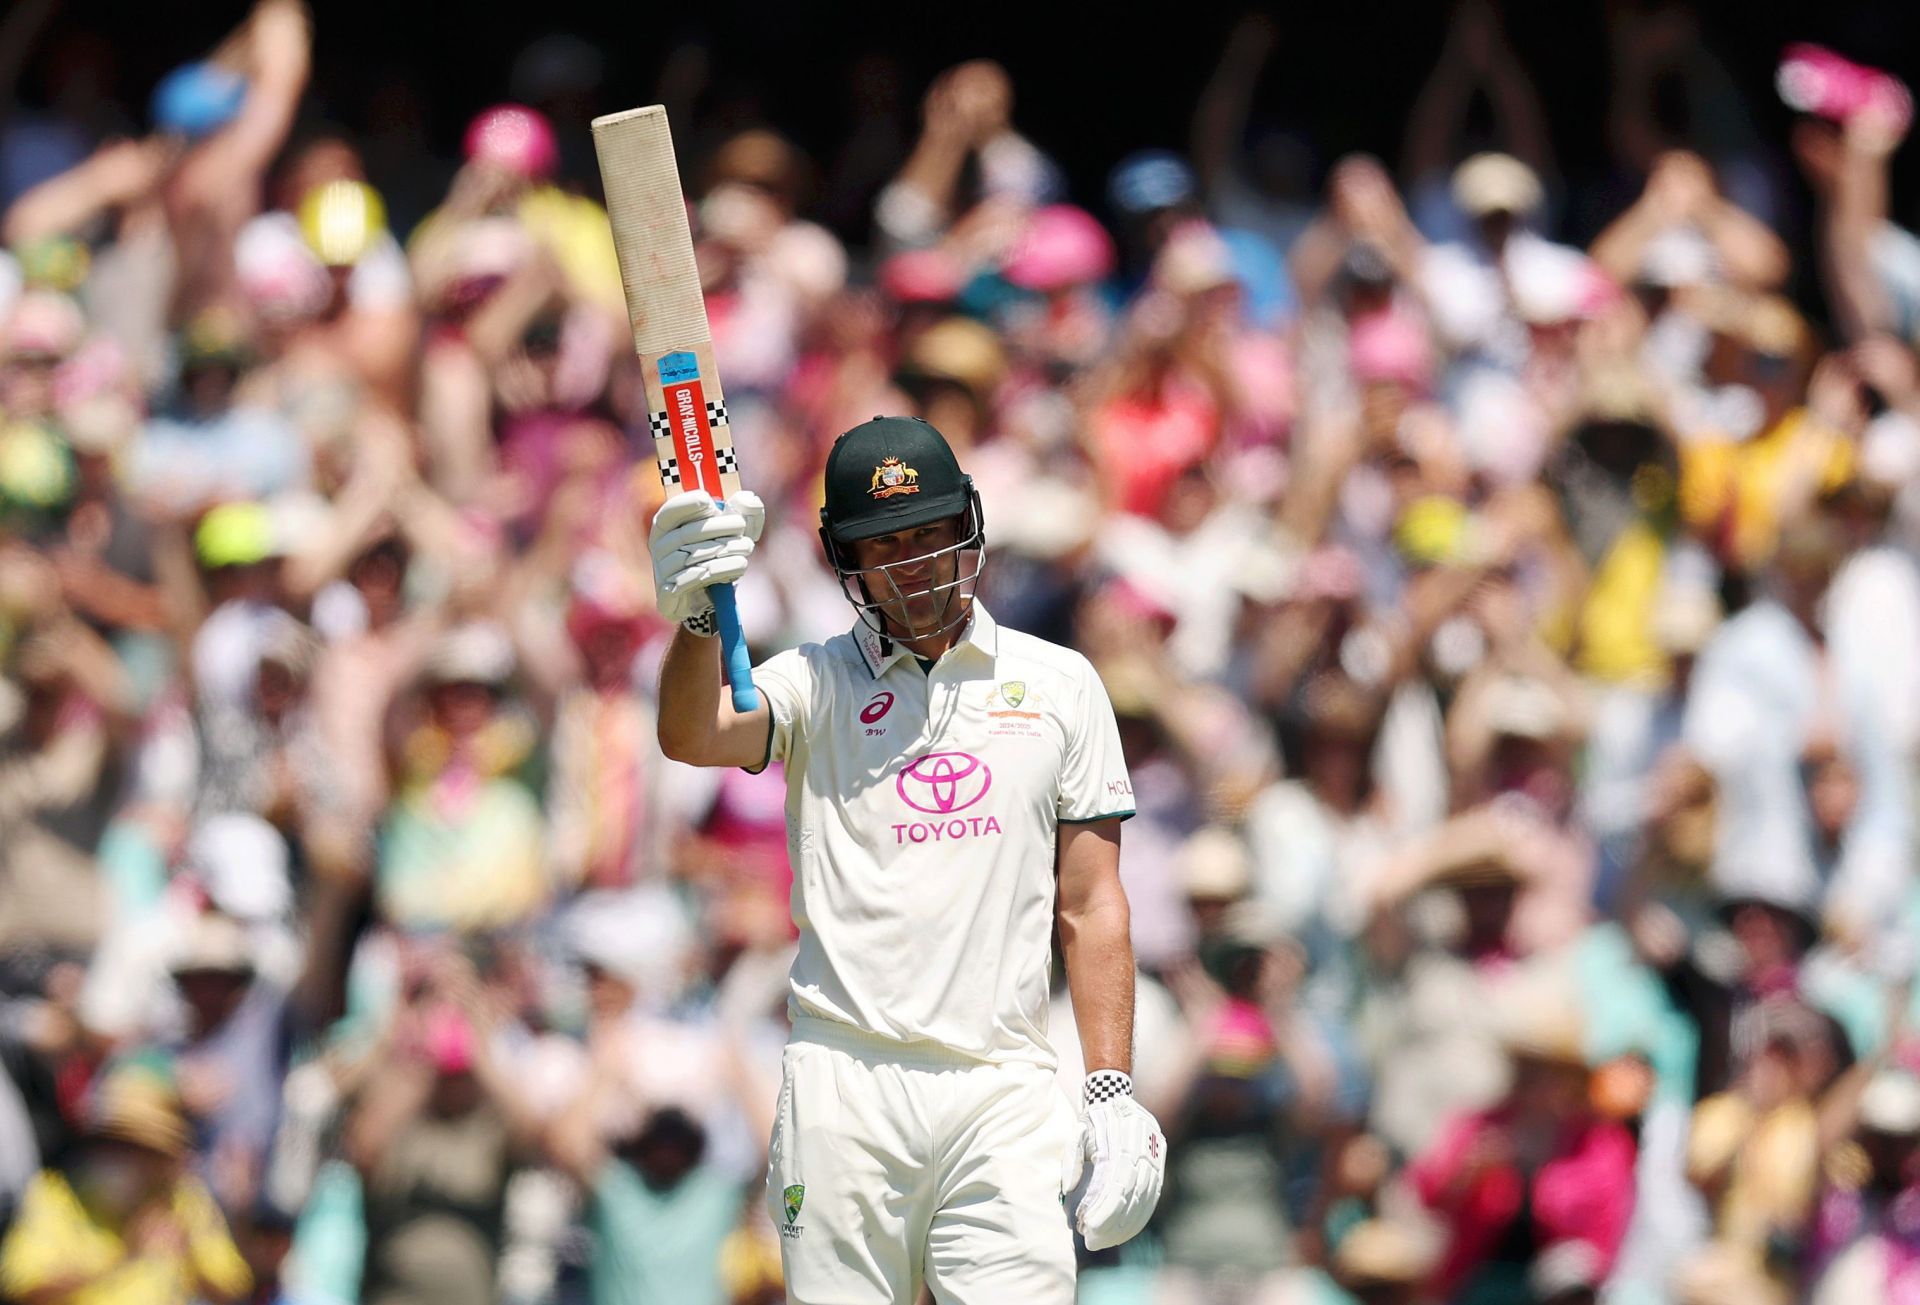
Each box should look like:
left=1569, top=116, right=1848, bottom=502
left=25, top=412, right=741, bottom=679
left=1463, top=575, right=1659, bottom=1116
left=869, top=457, right=921, bottom=499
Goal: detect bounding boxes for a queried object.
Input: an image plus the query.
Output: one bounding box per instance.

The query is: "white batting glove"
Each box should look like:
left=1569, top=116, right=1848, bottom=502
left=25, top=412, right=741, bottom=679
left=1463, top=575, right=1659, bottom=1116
left=649, top=489, right=765, bottom=634
left=1072, top=1070, right=1165, bottom=1251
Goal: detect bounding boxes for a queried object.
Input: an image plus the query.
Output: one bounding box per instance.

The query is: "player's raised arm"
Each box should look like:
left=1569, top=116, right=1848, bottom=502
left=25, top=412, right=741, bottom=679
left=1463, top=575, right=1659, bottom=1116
left=652, top=489, right=771, bottom=768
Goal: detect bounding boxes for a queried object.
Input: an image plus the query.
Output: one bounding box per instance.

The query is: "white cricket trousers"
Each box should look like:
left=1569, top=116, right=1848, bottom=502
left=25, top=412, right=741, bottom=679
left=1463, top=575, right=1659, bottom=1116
left=766, top=1017, right=1079, bottom=1303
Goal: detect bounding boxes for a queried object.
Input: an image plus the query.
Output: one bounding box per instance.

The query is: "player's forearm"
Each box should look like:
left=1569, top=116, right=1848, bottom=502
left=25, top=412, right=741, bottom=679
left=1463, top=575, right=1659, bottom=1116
left=657, top=624, right=771, bottom=768
left=1059, top=872, right=1135, bottom=1075
left=657, top=626, right=724, bottom=762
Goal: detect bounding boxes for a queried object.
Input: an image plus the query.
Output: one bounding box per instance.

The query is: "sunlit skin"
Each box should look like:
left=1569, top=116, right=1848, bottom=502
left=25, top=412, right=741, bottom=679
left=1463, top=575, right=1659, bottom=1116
left=847, top=517, right=967, bottom=657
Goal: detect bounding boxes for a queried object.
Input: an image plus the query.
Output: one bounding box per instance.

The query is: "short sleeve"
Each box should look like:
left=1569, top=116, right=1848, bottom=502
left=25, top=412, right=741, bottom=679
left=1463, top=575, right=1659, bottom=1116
left=1058, top=657, right=1134, bottom=823
left=750, top=647, right=814, bottom=771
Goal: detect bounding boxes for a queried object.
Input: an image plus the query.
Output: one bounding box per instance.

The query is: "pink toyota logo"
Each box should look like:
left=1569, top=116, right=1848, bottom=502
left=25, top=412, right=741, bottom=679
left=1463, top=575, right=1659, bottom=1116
left=896, top=752, right=993, bottom=814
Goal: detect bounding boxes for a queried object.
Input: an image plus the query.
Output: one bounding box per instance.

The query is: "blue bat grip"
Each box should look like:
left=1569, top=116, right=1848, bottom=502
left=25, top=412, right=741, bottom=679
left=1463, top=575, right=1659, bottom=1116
left=709, top=581, right=759, bottom=712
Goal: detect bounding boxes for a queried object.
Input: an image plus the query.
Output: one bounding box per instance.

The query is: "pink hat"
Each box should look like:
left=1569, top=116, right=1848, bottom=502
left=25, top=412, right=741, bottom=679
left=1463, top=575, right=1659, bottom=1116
left=565, top=551, right=656, bottom=648
left=3, top=290, right=85, bottom=361
left=1778, top=44, right=1913, bottom=135
left=1347, top=310, right=1432, bottom=389
left=1003, top=205, right=1116, bottom=293
left=463, top=104, right=559, bottom=180
left=878, top=248, right=965, bottom=305
left=1103, top=573, right=1179, bottom=631
left=235, top=215, right=330, bottom=323
left=567, top=593, right=653, bottom=650
left=425, top=1007, right=477, bottom=1075
left=51, top=335, right=131, bottom=409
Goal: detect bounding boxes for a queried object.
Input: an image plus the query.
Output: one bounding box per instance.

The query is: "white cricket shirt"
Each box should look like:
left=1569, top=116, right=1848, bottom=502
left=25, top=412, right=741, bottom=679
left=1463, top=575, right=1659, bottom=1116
left=753, top=602, right=1134, bottom=1067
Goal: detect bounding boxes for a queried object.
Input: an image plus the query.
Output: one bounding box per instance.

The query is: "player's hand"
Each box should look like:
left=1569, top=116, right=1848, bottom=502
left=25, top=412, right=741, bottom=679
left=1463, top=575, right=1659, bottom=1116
left=1072, top=1070, right=1165, bottom=1251
left=649, top=489, right=765, bottom=633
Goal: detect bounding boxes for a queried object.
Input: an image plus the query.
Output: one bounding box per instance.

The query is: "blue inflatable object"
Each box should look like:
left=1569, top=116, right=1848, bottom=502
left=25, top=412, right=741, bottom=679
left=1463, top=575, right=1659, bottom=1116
left=150, top=62, right=248, bottom=140
left=1107, top=150, right=1197, bottom=218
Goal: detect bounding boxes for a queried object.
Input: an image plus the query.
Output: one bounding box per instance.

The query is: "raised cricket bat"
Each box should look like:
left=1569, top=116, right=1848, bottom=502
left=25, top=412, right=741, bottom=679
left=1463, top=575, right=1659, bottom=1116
left=592, top=105, right=759, bottom=712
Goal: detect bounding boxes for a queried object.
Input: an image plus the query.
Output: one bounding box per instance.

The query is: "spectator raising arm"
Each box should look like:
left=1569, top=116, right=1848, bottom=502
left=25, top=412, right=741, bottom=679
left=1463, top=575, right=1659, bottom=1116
left=1402, top=0, right=1555, bottom=196
left=873, top=61, right=1016, bottom=250
left=168, top=0, right=312, bottom=317
left=1189, top=12, right=1280, bottom=201
left=1822, top=108, right=1911, bottom=344
left=1589, top=150, right=1789, bottom=290
left=2, top=136, right=180, bottom=248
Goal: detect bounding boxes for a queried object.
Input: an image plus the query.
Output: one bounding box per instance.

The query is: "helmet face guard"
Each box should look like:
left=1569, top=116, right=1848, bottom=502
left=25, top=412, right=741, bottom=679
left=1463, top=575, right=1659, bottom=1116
left=819, top=486, right=986, bottom=644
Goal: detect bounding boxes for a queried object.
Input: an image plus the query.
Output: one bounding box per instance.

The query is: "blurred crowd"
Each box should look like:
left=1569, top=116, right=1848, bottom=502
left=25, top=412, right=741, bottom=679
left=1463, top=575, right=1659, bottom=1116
left=3, top=1, right=1920, bottom=1302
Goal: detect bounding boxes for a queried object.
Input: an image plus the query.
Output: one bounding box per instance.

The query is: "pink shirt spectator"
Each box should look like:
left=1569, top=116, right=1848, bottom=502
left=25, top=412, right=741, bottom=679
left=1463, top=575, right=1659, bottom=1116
left=1410, top=1104, right=1638, bottom=1297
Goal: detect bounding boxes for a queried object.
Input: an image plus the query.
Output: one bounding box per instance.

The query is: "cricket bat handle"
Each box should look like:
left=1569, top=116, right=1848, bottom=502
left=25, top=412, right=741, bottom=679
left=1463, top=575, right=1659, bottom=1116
left=709, top=579, right=759, bottom=712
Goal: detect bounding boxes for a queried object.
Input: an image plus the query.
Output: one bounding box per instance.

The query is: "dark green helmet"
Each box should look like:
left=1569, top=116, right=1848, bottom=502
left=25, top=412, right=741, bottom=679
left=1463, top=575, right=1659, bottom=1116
left=817, top=416, right=985, bottom=640
left=820, top=415, right=974, bottom=542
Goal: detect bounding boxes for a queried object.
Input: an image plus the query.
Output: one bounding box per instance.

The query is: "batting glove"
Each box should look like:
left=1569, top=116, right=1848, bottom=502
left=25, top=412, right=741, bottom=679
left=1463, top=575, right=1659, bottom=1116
left=649, top=489, right=765, bottom=634
left=1072, top=1070, right=1165, bottom=1251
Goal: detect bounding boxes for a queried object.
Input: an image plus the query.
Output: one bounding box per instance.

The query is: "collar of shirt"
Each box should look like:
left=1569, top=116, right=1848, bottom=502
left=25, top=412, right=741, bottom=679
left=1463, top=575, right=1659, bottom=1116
left=852, top=600, right=999, bottom=679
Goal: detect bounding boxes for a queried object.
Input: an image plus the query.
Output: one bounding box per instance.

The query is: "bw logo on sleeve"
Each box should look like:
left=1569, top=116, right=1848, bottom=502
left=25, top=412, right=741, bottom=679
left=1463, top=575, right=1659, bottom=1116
left=781, top=1183, right=806, bottom=1237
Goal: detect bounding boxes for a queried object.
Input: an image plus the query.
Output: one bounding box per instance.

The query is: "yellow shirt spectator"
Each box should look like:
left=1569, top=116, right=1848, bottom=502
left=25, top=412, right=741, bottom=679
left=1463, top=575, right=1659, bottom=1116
left=1576, top=519, right=1668, bottom=684
left=0, top=1168, right=252, bottom=1305
left=1679, top=409, right=1855, bottom=570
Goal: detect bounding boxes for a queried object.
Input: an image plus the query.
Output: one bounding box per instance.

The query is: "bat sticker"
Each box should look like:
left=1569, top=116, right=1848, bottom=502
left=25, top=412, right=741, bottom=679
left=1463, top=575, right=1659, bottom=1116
left=654, top=352, right=722, bottom=498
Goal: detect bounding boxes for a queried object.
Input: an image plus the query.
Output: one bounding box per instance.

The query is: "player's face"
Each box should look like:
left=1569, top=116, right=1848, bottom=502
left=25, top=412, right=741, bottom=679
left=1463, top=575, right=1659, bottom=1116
left=850, top=519, right=962, bottom=637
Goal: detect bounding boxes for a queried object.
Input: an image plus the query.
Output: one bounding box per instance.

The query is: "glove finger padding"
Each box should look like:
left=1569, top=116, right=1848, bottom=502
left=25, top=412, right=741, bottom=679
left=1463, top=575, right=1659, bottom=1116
left=660, top=549, right=751, bottom=596
left=661, top=532, right=755, bottom=575
left=1075, top=1106, right=1128, bottom=1245
left=650, top=490, right=721, bottom=539
left=650, top=490, right=758, bottom=630
left=727, top=489, right=766, bottom=543
left=654, top=510, right=755, bottom=556
left=1092, top=1148, right=1164, bottom=1251
left=1061, top=1118, right=1088, bottom=1198
left=652, top=490, right=763, bottom=546
left=1074, top=1098, right=1166, bottom=1252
